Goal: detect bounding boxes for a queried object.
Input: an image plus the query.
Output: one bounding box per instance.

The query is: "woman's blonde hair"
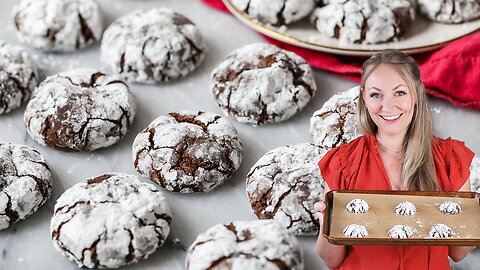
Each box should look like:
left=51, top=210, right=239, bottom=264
left=358, top=49, right=439, bottom=191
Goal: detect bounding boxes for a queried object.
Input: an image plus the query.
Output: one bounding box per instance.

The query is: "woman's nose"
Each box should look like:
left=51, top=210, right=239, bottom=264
left=381, top=95, right=395, bottom=111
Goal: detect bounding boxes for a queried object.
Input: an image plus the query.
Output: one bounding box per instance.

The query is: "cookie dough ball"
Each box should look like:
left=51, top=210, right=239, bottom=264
left=24, top=69, right=136, bottom=152
left=232, top=0, right=317, bottom=25
left=311, top=0, right=416, bottom=44
left=418, top=0, right=480, bottom=23
left=310, top=86, right=361, bottom=148
left=246, top=143, right=328, bottom=235
left=101, top=8, right=205, bottom=83
left=428, top=224, right=453, bottom=238
left=211, top=43, right=316, bottom=125
left=387, top=225, right=415, bottom=239
left=395, top=201, right=417, bottom=216
left=343, top=224, right=368, bottom=237
left=439, top=201, right=461, bottom=215
left=186, top=220, right=303, bottom=270
left=12, top=0, right=103, bottom=52
left=133, top=111, right=243, bottom=193
left=346, top=198, right=369, bottom=214
left=50, top=173, right=172, bottom=268
left=0, top=143, right=52, bottom=230
left=0, top=41, right=38, bottom=114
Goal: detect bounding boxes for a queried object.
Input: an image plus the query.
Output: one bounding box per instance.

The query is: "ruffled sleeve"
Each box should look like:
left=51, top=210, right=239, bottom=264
left=318, top=145, right=348, bottom=190
left=433, top=137, right=475, bottom=191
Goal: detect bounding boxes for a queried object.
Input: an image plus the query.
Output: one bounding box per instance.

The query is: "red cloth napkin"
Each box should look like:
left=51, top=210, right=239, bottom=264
left=202, top=0, right=480, bottom=111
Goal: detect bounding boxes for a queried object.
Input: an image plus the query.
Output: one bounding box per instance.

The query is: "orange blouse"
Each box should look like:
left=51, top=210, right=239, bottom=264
left=318, top=135, right=475, bottom=270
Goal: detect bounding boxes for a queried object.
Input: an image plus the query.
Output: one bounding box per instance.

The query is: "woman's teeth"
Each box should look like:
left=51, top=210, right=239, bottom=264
left=381, top=114, right=401, bottom=120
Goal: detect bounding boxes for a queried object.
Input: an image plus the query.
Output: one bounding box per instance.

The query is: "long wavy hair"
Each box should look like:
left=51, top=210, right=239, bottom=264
left=358, top=49, right=438, bottom=191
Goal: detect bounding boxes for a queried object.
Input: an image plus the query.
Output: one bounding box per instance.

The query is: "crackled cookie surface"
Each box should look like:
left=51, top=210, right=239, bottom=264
left=343, top=224, right=368, bottom=237
left=310, top=86, right=361, bottom=148
left=101, top=8, right=205, bottom=83
left=470, top=155, right=480, bottom=192
left=133, top=111, right=243, bottom=193
left=232, top=0, right=317, bottom=25
left=50, top=173, right=172, bottom=268
left=346, top=198, right=369, bottom=214
left=24, top=69, right=136, bottom=152
left=395, top=201, right=417, bottom=216
left=418, top=0, right=480, bottom=23
left=428, top=224, right=453, bottom=238
left=186, top=220, right=303, bottom=270
left=388, top=225, right=415, bottom=239
left=211, top=43, right=316, bottom=125
left=246, top=143, right=327, bottom=235
left=0, top=41, right=38, bottom=114
left=439, top=201, right=461, bottom=215
left=0, top=143, right=52, bottom=230
left=311, top=0, right=416, bottom=44
left=12, top=0, right=103, bottom=52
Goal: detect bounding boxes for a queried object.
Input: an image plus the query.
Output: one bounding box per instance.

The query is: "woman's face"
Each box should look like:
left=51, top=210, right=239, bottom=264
left=362, top=63, right=416, bottom=137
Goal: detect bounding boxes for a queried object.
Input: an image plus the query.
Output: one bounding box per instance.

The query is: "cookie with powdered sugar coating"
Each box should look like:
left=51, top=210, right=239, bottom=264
left=470, top=155, right=480, bottom=193
left=186, top=220, right=303, bottom=270
left=12, top=0, right=103, bottom=52
left=310, top=86, right=362, bottom=149
left=50, top=173, right=172, bottom=268
left=311, top=0, right=416, bottom=44
left=418, top=0, right=480, bottom=23
left=246, top=143, right=327, bottom=235
left=132, top=111, right=243, bottom=193
left=0, top=143, right=52, bottom=230
left=101, top=8, right=205, bottom=83
left=231, top=0, right=317, bottom=25
left=211, top=43, right=316, bottom=125
left=24, top=69, right=136, bottom=152
left=0, top=40, right=38, bottom=114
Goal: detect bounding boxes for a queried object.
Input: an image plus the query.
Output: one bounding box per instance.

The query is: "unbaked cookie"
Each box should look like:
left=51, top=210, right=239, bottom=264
left=101, top=8, right=205, bottom=83
left=343, top=224, right=368, bottom=237
left=0, top=143, right=52, bottom=230
left=310, top=86, right=361, bottom=148
left=50, top=173, right=172, bottom=268
left=0, top=41, right=38, bottom=114
left=185, top=220, right=303, bottom=270
left=346, top=198, right=369, bottom=214
left=12, top=0, right=103, bottom=52
left=231, top=0, right=317, bottom=25
left=428, top=224, right=453, bottom=238
left=132, top=111, right=243, bottom=193
left=387, top=225, right=415, bottom=239
left=211, top=43, right=316, bottom=125
left=24, top=69, right=136, bottom=152
left=418, top=0, right=480, bottom=23
left=438, top=201, right=461, bottom=215
left=395, top=201, right=417, bottom=216
left=246, top=143, right=328, bottom=235
left=470, top=155, right=480, bottom=193
left=311, top=0, right=416, bottom=44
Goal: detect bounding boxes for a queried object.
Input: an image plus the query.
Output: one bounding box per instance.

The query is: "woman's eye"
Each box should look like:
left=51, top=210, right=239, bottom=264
left=370, top=93, right=381, bottom=98
left=395, top=91, right=406, bottom=96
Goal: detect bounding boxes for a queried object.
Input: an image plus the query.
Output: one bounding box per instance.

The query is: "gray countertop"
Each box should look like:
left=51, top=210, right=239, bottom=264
left=0, top=0, right=479, bottom=269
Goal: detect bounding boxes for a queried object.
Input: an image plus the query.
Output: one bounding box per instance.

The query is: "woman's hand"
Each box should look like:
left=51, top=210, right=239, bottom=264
left=314, top=201, right=327, bottom=228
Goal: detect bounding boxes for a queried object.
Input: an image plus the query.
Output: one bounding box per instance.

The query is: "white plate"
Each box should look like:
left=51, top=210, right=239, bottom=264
left=223, top=0, right=480, bottom=56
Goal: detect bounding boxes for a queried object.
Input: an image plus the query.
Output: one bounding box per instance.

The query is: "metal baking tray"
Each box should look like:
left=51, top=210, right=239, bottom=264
left=323, top=190, right=480, bottom=246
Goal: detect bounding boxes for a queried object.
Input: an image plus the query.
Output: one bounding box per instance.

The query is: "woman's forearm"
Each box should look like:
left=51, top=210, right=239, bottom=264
left=448, top=246, right=476, bottom=262
left=316, top=232, right=347, bottom=269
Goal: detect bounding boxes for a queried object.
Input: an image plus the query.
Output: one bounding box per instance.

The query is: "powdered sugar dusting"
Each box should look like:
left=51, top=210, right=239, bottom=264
left=232, top=0, right=316, bottom=25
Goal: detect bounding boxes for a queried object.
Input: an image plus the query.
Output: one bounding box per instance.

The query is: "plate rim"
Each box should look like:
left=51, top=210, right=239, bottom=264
left=222, top=0, right=480, bottom=56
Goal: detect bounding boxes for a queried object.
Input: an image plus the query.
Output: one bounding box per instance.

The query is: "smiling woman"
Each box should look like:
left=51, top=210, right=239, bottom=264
left=313, top=49, right=476, bottom=270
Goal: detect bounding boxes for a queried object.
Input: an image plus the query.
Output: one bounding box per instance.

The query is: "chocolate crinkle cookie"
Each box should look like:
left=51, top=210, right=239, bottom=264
left=12, top=0, right=103, bottom=52
left=246, top=143, right=327, bottom=235
left=101, top=8, right=205, bottom=83
left=50, top=173, right=172, bottom=268
left=186, top=220, right=303, bottom=270
left=311, top=0, right=416, bottom=44
left=231, top=0, right=317, bottom=25
left=0, top=143, right=52, bottom=230
left=133, top=111, right=243, bottom=193
left=470, top=155, right=480, bottom=193
left=24, top=69, right=136, bottom=152
left=310, top=86, right=362, bottom=149
left=0, top=41, right=38, bottom=114
left=211, top=43, right=316, bottom=125
left=418, top=0, right=480, bottom=23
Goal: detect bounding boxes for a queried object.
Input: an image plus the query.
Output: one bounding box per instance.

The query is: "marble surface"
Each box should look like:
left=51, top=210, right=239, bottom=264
left=0, top=0, right=479, bottom=269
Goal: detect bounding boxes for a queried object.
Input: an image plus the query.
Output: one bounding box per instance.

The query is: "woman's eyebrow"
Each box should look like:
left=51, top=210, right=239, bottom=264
left=368, top=84, right=407, bottom=91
